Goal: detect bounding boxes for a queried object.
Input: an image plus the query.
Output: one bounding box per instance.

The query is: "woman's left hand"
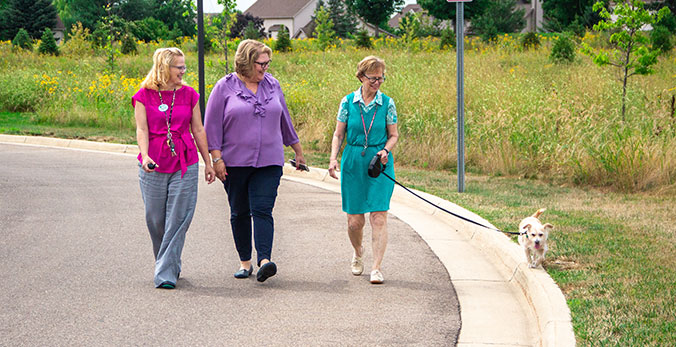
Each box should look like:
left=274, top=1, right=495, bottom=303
left=204, top=165, right=216, bottom=184
left=377, top=150, right=389, bottom=165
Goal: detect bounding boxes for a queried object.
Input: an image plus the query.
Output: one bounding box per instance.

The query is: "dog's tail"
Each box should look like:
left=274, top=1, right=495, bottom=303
left=532, top=208, right=546, bottom=219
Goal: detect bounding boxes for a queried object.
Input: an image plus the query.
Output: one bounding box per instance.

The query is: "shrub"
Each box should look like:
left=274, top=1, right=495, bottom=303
left=129, top=17, right=169, bottom=42
left=355, top=30, right=372, bottom=49
left=274, top=26, right=292, bottom=52
left=550, top=34, right=576, bottom=63
left=121, top=33, right=137, bottom=55
left=61, top=22, right=93, bottom=56
left=651, top=26, right=673, bottom=53
left=243, top=21, right=261, bottom=40
left=0, top=71, right=46, bottom=112
left=521, top=32, right=540, bottom=50
left=38, top=28, right=59, bottom=56
left=12, top=29, right=32, bottom=50
left=439, top=27, right=455, bottom=50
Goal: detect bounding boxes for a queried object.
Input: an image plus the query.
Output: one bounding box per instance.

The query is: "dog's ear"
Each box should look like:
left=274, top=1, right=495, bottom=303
left=544, top=223, right=554, bottom=231
left=522, top=223, right=532, bottom=232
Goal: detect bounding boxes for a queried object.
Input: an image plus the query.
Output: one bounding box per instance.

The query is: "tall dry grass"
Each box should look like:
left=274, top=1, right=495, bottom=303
left=1, top=35, right=675, bottom=192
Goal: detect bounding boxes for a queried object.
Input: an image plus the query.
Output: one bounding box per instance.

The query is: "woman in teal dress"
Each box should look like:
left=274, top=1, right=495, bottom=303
left=328, top=56, right=399, bottom=284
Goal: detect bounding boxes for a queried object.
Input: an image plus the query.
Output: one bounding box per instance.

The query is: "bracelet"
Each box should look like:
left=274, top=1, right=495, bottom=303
left=383, top=148, right=390, bottom=154
left=212, top=157, right=222, bottom=164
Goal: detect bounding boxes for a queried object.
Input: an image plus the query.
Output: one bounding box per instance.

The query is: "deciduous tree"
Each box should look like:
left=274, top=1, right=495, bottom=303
left=346, top=0, right=404, bottom=37
left=417, top=0, right=490, bottom=23
left=582, top=0, right=671, bottom=120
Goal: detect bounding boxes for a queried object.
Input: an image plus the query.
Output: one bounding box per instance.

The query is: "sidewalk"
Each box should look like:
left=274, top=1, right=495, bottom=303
left=0, top=135, right=575, bottom=346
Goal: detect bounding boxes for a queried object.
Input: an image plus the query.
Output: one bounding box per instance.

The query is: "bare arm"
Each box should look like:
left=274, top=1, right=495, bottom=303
left=290, top=142, right=306, bottom=170
left=190, top=104, right=215, bottom=184
left=377, top=123, right=398, bottom=165
left=134, top=101, right=156, bottom=172
left=328, top=121, right=346, bottom=180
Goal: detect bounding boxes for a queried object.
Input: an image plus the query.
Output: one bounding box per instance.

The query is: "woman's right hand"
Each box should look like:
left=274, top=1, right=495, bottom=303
left=142, top=156, right=157, bottom=172
left=214, top=160, right=228, bottom=181
left=328, top=159, right=339, bottom=180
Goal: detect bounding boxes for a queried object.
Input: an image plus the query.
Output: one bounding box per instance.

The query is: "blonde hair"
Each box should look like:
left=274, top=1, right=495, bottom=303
left=356, top=55, right=386, bottom=80
left=140, top=47, right=187, bottom=90
left=235, top=39, right=272, bottom=79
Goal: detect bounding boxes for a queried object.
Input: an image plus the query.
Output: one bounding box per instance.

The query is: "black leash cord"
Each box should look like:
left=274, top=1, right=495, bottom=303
left=380, top=171, right=520, bottom=235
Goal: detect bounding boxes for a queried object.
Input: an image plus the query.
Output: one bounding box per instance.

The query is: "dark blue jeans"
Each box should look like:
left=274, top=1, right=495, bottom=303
left=223, top=165, right=282, bottom=266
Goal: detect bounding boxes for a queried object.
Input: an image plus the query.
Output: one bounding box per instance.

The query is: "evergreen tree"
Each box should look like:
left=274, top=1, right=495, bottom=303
left=355, top=29, right=372, bottom=49
left=0, top=0, right=57, bottom=40
left=12, top=28, right=33, bottom=50
left=243, top=21, right=261, bottom=39
left=274, top=26, right=292, bottom=52
left=315, top=6, right=336, bottom=50
left=326, top=0, right=357, bottom=38
left=38, top=27, right=60, bottom=56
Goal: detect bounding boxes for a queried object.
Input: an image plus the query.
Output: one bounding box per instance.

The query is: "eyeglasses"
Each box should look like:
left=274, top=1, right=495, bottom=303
left=254, top=60, right=271, bottom=69
left=364, top=75, right=386, bottom=83
left=171, top=65, right=187, bottom=72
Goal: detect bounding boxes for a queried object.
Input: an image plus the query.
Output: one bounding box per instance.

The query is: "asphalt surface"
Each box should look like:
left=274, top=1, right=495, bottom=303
left=0, top=143, right=461, bottom=346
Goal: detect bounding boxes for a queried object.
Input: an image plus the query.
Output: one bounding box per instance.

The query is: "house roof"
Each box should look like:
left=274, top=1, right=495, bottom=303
left=388, top=4, right=424, bottom=28
left=245, top=0, right=314, bottom=19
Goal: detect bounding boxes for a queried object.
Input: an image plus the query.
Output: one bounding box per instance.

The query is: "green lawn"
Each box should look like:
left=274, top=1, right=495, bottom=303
left=0, top=112, right=136, bottom=143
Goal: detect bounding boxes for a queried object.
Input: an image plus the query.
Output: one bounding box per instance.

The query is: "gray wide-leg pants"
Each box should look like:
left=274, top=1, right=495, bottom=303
left=138, top=163, right=198, bottom=287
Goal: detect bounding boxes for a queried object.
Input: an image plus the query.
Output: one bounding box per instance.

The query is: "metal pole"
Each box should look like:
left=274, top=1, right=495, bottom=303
left=456, top=3, right=465, bottom=193
left=197, top=0, right=205, bottom=121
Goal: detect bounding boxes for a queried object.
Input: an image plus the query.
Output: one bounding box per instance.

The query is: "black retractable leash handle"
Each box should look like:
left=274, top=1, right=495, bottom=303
left=367, top=154, right=519, bottom=235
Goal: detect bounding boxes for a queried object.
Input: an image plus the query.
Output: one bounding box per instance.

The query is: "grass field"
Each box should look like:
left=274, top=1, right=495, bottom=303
left=2, top=34, right=676, bottom=345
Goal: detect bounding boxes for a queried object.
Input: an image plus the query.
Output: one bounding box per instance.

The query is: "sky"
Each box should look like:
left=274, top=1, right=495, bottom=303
left=198, top=0, right=418, bottom=13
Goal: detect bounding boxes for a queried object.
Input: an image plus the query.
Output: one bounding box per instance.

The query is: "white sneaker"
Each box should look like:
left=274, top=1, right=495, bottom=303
left=370, top=269, right=384, bottom=284
left=351, top=247, right=364, bottom=275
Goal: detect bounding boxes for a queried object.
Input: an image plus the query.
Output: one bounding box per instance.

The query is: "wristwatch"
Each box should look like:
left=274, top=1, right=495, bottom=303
left=212, top=157, right=222, bottom=164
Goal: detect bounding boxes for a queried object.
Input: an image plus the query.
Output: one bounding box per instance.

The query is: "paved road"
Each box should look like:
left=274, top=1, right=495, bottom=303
left=0, top=143, right=461, bottom=346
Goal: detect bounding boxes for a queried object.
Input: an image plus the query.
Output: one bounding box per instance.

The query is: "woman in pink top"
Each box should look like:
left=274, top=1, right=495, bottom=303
left=133, top=47, right=215, bottom=289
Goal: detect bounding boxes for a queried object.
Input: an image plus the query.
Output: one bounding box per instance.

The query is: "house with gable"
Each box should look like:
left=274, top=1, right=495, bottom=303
left=244, top=0, right=397, bottom=39
left=244, top=0, right=318, bottom=39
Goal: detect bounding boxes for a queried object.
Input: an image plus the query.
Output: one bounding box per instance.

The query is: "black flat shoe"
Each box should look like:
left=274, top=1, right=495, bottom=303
left=256, top=262, right=277, bottom=282
left=158, top=281, right=176, bottom=289
left=234, top=265, right=254, bottom=279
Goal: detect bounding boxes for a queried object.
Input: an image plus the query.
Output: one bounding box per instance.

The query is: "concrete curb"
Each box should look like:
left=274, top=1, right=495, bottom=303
left=281, top=165, right=575, bottom=347
left=1, top=134, right=575, bottom=346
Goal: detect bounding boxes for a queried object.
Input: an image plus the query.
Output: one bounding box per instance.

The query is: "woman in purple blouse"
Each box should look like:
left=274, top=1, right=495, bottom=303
left=204, top=39, right=306, bottom=282
left=134, top=47, right=216, bottom=289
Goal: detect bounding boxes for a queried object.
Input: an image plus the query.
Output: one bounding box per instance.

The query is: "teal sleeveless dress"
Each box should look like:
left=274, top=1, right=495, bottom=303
left=340, top=92, right=396, bottom=214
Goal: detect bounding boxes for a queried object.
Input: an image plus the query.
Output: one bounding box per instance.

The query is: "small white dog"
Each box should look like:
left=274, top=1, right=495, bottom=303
left=518, top=208, right=553, bottom=268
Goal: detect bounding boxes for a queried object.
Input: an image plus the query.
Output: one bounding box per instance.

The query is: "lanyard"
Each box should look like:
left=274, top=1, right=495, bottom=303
left=157, top=88, right=177, bottom=157
left=359, top=103, right=378, bottom=157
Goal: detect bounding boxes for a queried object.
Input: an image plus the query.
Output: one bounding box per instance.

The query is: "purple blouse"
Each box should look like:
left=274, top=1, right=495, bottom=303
left=132, top=86, right=199, bottom=177
left=204, top=73, right=299, bottom=167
